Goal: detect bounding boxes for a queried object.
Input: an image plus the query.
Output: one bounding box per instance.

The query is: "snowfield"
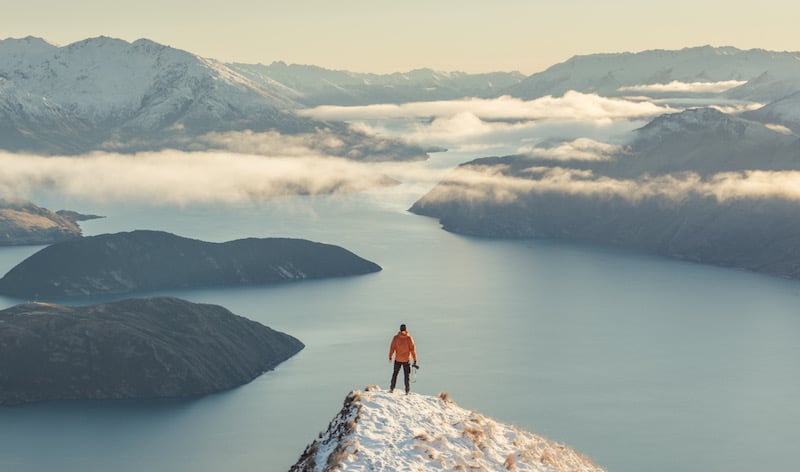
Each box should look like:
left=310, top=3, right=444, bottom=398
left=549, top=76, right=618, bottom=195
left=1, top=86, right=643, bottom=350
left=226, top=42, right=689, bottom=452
left=290, top=386, right=604, bottom=472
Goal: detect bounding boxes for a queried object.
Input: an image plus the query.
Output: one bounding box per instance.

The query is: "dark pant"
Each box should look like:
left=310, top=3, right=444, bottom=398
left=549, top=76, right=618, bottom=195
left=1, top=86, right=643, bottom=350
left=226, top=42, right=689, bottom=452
left=390, top=361, right=411, bottom=392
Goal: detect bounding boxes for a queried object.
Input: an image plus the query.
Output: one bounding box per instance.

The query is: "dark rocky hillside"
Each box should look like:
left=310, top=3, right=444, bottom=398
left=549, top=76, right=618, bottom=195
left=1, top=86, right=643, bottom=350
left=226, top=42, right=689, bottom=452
left=0, top=297, right=304, bottom=405
left=0, top=230, right=381, bottom=298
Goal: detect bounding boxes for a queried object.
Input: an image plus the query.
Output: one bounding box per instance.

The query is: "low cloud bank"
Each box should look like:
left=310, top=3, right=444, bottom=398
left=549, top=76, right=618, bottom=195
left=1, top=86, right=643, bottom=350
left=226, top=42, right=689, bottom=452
left=424, top=165, right=800, bottom=205
left=618, top=80, right=746, bottom=94
left=0, top=151, right=397, bottom=205
left=352, top=111, right=650, bottom=155
left=197, top=130, right=347, bottom=157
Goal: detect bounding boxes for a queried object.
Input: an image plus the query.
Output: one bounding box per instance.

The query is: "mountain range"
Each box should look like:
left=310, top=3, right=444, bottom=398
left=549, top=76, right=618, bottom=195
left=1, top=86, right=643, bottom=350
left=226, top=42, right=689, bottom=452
left=228, top=61, right=525, bottom=106
left=3, top=38, right=800, bottom=157
left=231, top=45, right=800, bottom=106
left=0, top=36, right=425, bottom=159
left=507, top=45, right=800, bottom=102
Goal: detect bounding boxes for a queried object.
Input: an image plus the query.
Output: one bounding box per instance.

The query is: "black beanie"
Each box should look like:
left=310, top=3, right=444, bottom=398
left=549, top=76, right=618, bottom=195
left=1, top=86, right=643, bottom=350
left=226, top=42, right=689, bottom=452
left=400, top=324, right=407, bottom=332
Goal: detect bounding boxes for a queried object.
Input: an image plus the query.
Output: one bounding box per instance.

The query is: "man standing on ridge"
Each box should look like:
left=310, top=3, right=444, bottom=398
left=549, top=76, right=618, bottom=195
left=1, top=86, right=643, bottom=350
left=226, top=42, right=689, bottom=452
left=389, top=323, right=418, bottom=395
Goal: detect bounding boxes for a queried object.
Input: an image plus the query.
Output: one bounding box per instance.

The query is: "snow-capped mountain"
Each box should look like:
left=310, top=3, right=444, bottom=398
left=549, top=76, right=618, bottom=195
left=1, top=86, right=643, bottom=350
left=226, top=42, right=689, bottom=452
left=0, top=36, right=428, bottom=160
left=1, top=36, right=298, bottom=119
left=227, top=61, right=526, bottom=106
left=508, top=45, right=800, bottom=101
left=0, top=36, right=313, bottom=153
left=624, top=107, right=800, bottom=177
left=290, top=387, right=604, bottom=471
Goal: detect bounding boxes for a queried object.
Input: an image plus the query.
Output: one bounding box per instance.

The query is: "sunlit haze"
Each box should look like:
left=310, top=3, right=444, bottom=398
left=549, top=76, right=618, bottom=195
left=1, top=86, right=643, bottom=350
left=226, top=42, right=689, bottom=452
left=4, top=0, right=799, bottom=73
left=2, top=3, right=800, bottom=472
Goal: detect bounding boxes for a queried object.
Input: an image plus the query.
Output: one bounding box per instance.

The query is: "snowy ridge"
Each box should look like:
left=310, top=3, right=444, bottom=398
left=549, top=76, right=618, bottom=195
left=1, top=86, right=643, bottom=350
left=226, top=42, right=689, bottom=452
left=228, top=62, right=526, bottom=106
left=509, top=45, right=800, bottom=100
left=290, top=387, right=603, bottom=471
left=0, top=36, right=313, bottom=154
left=0, top=36, right=430, bottom=159
left=0, top=35, right=297, bottom=121
left=0, top=36, right=298, bottom=115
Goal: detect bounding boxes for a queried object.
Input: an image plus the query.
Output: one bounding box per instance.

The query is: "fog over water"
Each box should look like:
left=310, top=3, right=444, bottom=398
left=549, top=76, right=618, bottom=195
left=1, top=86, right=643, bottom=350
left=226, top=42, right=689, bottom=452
left=1, top=105, right=799, bottom=472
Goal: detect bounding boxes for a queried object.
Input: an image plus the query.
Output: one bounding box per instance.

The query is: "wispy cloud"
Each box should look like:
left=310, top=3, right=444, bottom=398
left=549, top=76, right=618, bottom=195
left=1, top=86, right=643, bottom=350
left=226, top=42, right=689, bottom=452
left=764, top=123, right=794, bottom=135
left=708, top=103, right=764, bottom=114
left=517, top=138, right=627, bottom=161
left=618, top=80, right=746, bottom=94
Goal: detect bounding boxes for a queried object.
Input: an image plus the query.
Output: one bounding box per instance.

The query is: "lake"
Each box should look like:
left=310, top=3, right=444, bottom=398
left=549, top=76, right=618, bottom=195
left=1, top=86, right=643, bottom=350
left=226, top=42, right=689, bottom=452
left=0, top=154, right=799, bottom=472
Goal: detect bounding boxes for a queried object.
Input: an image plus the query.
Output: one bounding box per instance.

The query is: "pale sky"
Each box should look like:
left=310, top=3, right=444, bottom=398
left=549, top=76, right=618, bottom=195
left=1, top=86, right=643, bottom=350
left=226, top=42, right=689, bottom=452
left=3, top=0, right=799, bottom=74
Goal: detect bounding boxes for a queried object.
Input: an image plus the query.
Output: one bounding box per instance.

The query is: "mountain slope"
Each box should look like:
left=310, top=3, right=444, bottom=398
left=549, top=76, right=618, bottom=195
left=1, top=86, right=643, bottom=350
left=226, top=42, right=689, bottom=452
left=228, top=61, right=526, bottom=106
left=0, top=197, right=82, bottom=245
left=0, top=36, right=304, bottom=153
left=0, top=297, right=304, bottom=405
left=741, top=91, right=800, bottom=134
left=508, top=45, right=800, bottom=101
left=290, top=387, right=603, bottom=471
left=410, top=108, right=800, bottom=279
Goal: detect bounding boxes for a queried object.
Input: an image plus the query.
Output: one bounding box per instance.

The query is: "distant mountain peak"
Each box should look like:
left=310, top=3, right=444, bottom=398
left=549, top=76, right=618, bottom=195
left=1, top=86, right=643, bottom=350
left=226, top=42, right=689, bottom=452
left=0, top=35, right=313, bottom=153
left=631, top=107, right=783, bottom=148
left=64, top=35, right=131, bottom=49
left=636, top=106, right=798, bottom=140
left=0, top=36, right=58, bottom=57
left=131, top=37, right=166, bottom=47
left=0, top=35, right=55, bottom=46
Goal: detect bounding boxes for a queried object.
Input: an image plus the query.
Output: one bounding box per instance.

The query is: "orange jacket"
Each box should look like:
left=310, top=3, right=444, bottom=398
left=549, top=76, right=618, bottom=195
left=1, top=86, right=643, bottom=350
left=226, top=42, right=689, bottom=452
left=389, top=330, right=417, bottom=363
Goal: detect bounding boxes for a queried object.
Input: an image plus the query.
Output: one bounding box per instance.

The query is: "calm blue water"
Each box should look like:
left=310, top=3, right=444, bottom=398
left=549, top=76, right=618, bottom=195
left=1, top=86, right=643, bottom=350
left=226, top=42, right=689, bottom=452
left=1, top=161, right=799, bottom=472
